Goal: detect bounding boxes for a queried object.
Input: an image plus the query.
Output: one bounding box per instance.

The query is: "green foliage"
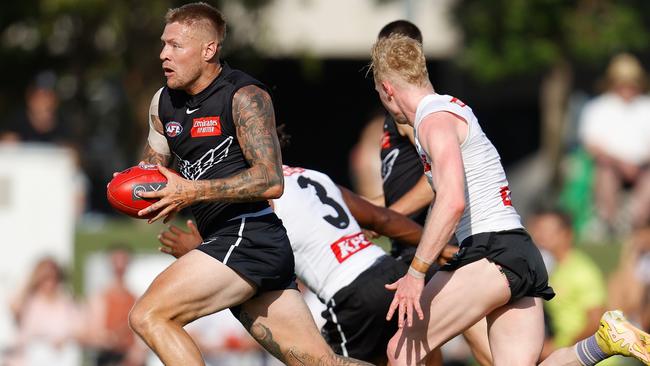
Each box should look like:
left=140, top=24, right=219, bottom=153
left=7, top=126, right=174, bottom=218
left=0, top=0, right=273, bottom=155
left=456, top=0, right=650, bottom=81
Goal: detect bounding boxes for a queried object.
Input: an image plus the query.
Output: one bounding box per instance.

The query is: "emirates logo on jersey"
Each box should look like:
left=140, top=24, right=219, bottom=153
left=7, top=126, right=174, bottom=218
left=330, top=232, right=372, bottom=263
left=191, top=116, right=221, bottom=137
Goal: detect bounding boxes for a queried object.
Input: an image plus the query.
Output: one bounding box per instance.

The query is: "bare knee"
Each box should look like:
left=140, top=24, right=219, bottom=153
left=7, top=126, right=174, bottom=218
left=128, top=300, right=163, bottom=338
left=128, top=301, right=148, bottom=336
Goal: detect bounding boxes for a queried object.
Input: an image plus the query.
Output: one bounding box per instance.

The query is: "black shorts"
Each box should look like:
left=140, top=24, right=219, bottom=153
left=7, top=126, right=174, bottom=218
left=196, top=212, right=297, bottom=294
left=441, top=229, right=555, bottom=302
left=321, top=255, right=407, bottom=363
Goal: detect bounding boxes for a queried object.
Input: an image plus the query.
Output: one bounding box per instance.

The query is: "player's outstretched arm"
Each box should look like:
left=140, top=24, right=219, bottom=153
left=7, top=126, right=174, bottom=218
left=339, top=185, right=422, bottom=245
left=340, top=185, right=458, bottom=265
left=388, top=174, right=434, bottom=216
left=386, top=112, right=466, bottom=328
left=410, top=112, right=466, bottom=269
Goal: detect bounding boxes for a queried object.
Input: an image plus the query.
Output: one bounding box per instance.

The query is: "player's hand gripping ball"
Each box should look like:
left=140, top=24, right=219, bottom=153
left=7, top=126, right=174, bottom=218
left=107, top=164, right=177, bottom=219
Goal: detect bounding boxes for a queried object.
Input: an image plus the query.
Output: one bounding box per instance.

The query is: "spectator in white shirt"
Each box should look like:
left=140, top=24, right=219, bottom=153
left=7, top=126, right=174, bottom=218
left=578, top=53, right=650, bottom=232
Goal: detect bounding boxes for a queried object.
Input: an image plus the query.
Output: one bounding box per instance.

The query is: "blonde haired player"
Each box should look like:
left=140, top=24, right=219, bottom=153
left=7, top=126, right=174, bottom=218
left=370, top=34, right=650, bottom=366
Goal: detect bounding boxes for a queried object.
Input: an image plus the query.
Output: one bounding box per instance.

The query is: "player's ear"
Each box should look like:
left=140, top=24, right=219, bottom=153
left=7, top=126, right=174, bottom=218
left=204, top=40, right=218, bottom=61
left=381, top=80, right=393, bottom=98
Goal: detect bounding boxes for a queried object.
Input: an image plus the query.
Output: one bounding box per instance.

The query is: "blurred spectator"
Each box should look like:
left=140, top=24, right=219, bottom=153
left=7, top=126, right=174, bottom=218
left=6, top=257, right=82, bottom=366
left=578, top=53, right=650, bottom=233
left=0, top=71, right=88, bottom=217
left=528, top=208, right=607, bottom=361
left=84, top=246, right=145, bottom=366
left=0, top=71, right=71, bottom=145
left=608, top=226, right=650, bottom=332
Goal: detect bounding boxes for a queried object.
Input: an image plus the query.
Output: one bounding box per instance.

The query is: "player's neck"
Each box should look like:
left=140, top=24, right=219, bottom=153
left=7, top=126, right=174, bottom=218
left=186, top=62, right=223, bottom=95
left=399, top=85, right=435, bottom=125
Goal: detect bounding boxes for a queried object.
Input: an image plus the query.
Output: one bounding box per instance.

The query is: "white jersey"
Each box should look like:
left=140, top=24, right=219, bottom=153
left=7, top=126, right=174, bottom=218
left=273, top=166, right=386, bottom=302
left=413, top=94, right=523, bottom=243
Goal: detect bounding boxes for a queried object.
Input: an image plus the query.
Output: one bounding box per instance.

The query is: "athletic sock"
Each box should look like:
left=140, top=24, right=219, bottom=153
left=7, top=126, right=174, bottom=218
left=575, top=335, right=608, bottom=366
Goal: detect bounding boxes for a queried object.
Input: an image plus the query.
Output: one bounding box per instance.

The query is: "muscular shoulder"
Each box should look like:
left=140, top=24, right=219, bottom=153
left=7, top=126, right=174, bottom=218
left=418, top=111, right=466, bottom=145
left=232, top=85, right=274, bottom=126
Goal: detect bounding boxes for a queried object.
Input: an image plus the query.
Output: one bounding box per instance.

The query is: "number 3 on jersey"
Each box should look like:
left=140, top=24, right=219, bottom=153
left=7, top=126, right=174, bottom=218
left=297, top=175, right=350, bottom=229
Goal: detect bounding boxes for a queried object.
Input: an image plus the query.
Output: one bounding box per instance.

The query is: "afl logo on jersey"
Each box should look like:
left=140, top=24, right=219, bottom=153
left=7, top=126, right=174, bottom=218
left=165, top=122, right=183, bottom=137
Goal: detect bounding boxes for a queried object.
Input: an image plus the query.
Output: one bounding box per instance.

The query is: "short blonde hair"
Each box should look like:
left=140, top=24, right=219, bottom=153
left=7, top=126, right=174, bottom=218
left=371, top=33, right=428, bottom=87
left=166, top=2, right=226, bottom=42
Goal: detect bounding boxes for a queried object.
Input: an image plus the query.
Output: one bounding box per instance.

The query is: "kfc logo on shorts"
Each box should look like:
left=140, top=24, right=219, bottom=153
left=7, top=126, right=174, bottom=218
left=191, top=116, right=221, bottom=137
left=165, top=122, right=183, bottom=137
left=330, top=232, right=372, bottom=263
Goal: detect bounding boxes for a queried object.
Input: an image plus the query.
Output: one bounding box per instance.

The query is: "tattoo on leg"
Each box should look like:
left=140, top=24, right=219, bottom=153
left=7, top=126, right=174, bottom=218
left=287, top=350, right=373, bottom=366
left=239, top=311, right=286, bottom=363
left=239, top=311, right=372, bottom=366
left=318, top=354, right=374, bottom=366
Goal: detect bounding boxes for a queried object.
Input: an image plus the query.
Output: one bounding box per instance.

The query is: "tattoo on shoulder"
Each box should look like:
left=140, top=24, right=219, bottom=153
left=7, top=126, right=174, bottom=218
left=142, top=143, right=169, bottom=166
left=231, top=85, right=283, bottom=184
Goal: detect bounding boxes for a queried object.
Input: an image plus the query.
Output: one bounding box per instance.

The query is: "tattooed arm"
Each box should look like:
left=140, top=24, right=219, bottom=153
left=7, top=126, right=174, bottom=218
left=193, top=84, right=284, bottom=202
left=142, top=88, right=171, bottom=166
left=142, top=115, right=171, bottom=166
left=138, top=85, right=283, bottom=222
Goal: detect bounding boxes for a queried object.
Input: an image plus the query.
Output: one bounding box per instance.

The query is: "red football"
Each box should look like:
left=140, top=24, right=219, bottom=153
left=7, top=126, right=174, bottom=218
left=107, top=165, right=172, bottom=219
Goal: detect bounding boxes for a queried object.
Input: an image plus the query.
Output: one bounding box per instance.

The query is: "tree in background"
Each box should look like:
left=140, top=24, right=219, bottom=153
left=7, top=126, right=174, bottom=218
left=455, top=0, right=650, bottom=192
left=0, top=0, right=272, bottom=211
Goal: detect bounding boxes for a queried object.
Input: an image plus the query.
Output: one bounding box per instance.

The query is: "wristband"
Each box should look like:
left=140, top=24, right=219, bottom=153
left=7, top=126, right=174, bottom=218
left=408, top=266, right=426, bottom=279
left=411, top=255, right=432, bottom=273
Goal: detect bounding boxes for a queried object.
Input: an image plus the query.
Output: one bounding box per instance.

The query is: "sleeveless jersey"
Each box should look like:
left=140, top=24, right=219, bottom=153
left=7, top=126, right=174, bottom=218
left=413, top=94, right=522, bottom=243
left=158, top=63, right=270, bottom=237
left=380, top=115, right=427, bottom=259
left=273, top=166, right=386, bottom=302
